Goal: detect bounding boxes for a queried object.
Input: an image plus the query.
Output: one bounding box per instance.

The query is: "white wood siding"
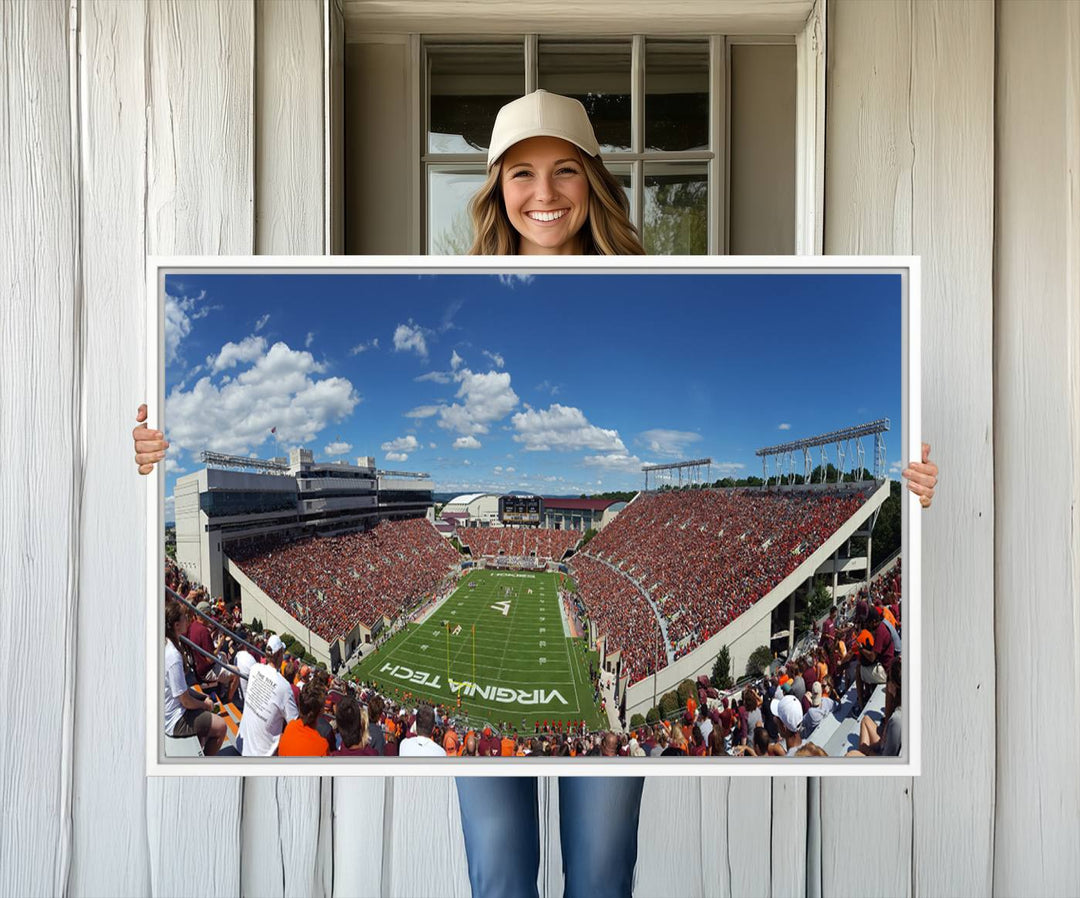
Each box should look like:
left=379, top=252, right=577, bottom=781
left=1, top=2, right=1077, bottom=897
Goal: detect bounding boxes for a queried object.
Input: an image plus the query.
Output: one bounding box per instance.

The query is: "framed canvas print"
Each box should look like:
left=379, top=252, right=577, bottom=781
left=145, top=255, right=920, bottom=776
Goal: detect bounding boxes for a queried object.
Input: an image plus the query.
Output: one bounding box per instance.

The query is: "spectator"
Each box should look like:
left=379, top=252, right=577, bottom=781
left=800, top=682, right=836, bottom=739
left=770, top=695, right=804, bottom=757
left=847, top=659, right=903, bottom=757
left=237, top=635, right=298, bottom=756
left=163, top=600, right=226, bottom=756
left=400, top=704, right=446, bottom=757
left=331, top=696, right=378, bottom=756
left=279, top=678, right=331, bottom=756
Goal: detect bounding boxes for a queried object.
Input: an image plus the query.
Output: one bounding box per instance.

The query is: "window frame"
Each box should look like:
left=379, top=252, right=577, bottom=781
left=410, top=2, right=825, bottom=256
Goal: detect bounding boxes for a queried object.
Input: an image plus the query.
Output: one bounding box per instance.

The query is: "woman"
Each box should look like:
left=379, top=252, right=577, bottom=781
left=163, top=599, right=227, bottom=756
left=331, top=696, right=378, bottom=757
left=134, top=90, right=938, bottom=897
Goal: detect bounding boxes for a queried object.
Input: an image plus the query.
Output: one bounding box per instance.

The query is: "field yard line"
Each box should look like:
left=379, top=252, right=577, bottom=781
left=491, top=573, right=528, bottom=683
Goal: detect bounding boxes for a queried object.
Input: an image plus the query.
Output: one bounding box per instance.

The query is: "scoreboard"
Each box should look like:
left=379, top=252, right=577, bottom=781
left=499, top=495, right=542, bottom=525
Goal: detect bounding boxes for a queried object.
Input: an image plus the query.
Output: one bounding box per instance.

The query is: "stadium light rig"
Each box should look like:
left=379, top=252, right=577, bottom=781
left=641, top=458, right=713, bottom=491
left=754, top=418, right=890, bottom=485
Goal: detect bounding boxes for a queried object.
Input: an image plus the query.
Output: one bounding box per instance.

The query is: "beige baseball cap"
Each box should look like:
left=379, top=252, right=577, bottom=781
left=486, top=90, right=600, bottom=169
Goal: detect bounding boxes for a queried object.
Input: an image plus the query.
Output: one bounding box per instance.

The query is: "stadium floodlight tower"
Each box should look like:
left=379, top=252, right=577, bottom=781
left=641, top=458, right=713, bottom=491
left=200, top=450, right=290, bottom=475
left=755, top=419, right=890, bottom=488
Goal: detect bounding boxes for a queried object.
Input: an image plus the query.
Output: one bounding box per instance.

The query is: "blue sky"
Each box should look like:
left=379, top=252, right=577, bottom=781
left=162, top=271, right=902, bottom=515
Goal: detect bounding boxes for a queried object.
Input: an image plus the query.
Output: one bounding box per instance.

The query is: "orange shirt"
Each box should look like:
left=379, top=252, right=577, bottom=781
left=277, top=719, right=329, bottom=756
left=882, top=606, right=898, bottom=628
left=501, top=737, right=514, bottom=756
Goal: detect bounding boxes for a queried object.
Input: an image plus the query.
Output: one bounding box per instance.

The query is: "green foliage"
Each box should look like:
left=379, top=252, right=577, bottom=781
left=630, top=713, right=646, bottom=729
left=711, top=645, right=733, bottom=690
left=280, top=633, right=296, bottom=648
left=643, top=177, right=708, bottom=254
left=646, top=706, right=660, bottom=725
left=746, top=644, right=774, bottom=678
left=249, top=617, right=263, bottom=633
left=579, top=491, right=637, bottom=503
left=579, top=528, right=598, bottom=549
left=658, top=690, right=680, bottom=719
left=676, top=679, right=696, bottom=708
left=450, top=537, right=464, bottom=554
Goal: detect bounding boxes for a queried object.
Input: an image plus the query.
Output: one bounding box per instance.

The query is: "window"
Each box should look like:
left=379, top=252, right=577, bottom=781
left=421, top=35, right=795, bottom=255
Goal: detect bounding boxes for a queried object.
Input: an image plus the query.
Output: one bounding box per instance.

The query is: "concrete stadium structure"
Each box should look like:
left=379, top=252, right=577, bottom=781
left=173, top=447, right=435, bottom=667
left=591, top=479, right=893, bottom=719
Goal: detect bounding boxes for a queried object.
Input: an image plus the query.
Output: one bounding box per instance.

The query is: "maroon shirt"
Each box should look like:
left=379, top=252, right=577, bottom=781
left=872, top=621, right=896, bottom=672
left=187, top=618, right=216, bottom=679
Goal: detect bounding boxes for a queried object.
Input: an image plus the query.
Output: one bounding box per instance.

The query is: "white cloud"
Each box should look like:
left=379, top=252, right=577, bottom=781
left=349, top=337, right=379, bottom=355
left=164, top=458, right=187, bottom=475
left=494, top=465, right=503, bottom=473
left=438, top=368, right=519, bottom=436
left=583, top=453, right=645, bottom=473
left=305, top=331, right=315, bottom=348
left=497, top=273, right=535, bottom=287
left=165, top=341, right=360, bottom=456
left=535, top=379, right=560, bottom=396
left=483, top=350, right=505, bottom=369
left=163, top=289, right=208, bottom=366
left=254, top=313, right=270, bottom=332
left=505, top=466, right=515, bottom=473
left=415, top=371, right=452, bottom=384
left=454, top=436, right=482, bottom=450
left=778, top=422, right=792, bottom=430
left=324, top=441, right=353, bottom=455
left=450, top=350, right=464, bottom=371
left=511, top=404, right=625, bottom=452
left=209, top=335, right=267, bottom=374
left=164, top=494, right=175, bottom=521
left=703, top=462, right=747, bottom=477
left=637, top=428, right=702, bottom=457
left=428, top=442, right=437, bottom=449
left=386, top=451, right=408, bottom=462
left=393, top=321, right=428, bottom=357
left=405, top=404, right=442, bottom=419
left=381, top=435, right=419, bottom=455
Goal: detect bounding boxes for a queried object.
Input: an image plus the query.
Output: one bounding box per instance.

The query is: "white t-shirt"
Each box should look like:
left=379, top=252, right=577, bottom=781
left=164, top=640, right=188, bottom=735
left=237, top=663, right=299, bottom=756
left=399, top=734, right=447, bottom=757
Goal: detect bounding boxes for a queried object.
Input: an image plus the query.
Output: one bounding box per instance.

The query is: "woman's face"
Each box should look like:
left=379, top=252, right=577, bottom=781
left=499, top=136, right=590, bottom=255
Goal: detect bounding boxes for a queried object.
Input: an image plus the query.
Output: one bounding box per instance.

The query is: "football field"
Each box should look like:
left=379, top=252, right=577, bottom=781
left=352, top=570, right=605, bottom=730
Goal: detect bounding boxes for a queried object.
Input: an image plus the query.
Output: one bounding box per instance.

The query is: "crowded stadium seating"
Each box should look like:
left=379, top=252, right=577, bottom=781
left=459, top=527, right=582, bottom=562
left=229, top=518, right=460, bottom=639
left=572, top=487, right=870, bottom=681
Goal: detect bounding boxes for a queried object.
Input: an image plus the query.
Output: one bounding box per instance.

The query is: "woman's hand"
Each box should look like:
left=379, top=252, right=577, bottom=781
left=133, top=403, right=169, bottom=475
left=902, top=442, right=938, bottom=509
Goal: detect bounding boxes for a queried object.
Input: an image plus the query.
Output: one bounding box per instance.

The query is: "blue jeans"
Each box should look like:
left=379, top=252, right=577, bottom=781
left=455, top=776, right=645, bottom=898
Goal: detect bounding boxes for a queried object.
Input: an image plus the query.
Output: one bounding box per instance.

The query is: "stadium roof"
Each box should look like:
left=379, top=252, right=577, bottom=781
left=542, top=497, right=621, bottom=512
left=445, top=493, right=490, bottom=507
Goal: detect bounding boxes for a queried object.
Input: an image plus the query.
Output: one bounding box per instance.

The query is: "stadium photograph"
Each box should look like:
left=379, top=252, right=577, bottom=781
left=154, top=261, right=913, bottom=771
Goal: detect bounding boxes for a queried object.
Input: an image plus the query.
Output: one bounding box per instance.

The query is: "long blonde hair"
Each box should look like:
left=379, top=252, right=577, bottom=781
left=468, top=150, right=645, bottom=256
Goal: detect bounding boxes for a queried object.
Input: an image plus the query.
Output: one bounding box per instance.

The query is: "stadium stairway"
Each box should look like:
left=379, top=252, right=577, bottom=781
left=814, top=684, right=886, bottom=756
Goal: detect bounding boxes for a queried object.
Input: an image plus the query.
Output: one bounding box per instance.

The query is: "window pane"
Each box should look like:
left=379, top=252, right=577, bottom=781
left=428, top=167, right=487, bottom=254
left=538, top=40, right=631, bottom=153
left=643, top=163, right=707, bottom=254
left=428, top=44, right=524, bottom=154
left=645, top=40, right=709, bottom=152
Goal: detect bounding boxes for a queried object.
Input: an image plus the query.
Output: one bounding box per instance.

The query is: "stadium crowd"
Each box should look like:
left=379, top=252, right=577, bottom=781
left=460, top=527, right=582, bottom=562
left=576, top=488, right=868, bottom=680
left=229, top=518, right=460, bottom=640
left=162, top=578, right=901, bottom=760
left=568, top=554, right=666, bottom=684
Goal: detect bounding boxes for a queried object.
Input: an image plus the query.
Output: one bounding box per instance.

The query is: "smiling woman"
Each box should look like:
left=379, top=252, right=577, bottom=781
left=466, top=90, right=645, bottom=256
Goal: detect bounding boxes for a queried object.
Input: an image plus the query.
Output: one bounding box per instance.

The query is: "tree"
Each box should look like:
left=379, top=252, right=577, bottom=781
left=646, top=706, right=660, bottom=725
left=745, top=645, right=774, bottom=678
left=658, top=690, right=680, bottom=719
left=630, top=713, right=646, bottom=729
left=579, top=528, right=598, bottom=549
left=711, top=645, right=733, bottom=690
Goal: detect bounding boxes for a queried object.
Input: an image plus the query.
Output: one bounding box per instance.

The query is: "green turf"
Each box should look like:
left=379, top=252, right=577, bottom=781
left=351, top=570, right=605, bottom=731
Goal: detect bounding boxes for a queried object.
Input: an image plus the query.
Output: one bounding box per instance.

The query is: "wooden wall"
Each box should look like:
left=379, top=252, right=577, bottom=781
left=0, top=1, right=1076, bottom=896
